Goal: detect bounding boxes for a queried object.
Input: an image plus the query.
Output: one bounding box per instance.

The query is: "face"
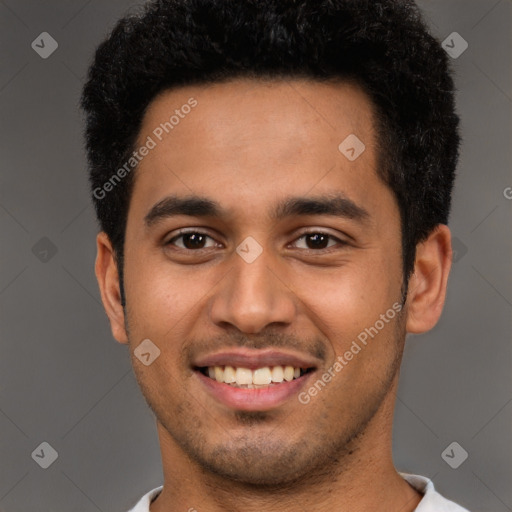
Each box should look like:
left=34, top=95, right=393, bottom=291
left=117, top=78, right=407, bottom=485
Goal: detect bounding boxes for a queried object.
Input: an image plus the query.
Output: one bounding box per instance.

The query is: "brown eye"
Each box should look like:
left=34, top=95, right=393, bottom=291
left=167, top=231, right=218, bottom=250
left=292, top=232, right=345, bottom=251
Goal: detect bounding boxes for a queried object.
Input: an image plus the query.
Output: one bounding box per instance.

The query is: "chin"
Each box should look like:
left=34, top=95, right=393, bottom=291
left=205, top=455, right=313, bottom=487
left=189, top=433, right=324, bottom=487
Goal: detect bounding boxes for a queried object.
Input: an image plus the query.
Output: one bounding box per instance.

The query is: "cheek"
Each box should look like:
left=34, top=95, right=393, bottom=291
left=298, top=260, right=396, bottom=325
left=123, top=252, right=182, bottom=336
left=291, top=257, right=402, bottom=367
left=132, top=284, right=184, bottom=334
left=124, top=253, right=220, bottom=342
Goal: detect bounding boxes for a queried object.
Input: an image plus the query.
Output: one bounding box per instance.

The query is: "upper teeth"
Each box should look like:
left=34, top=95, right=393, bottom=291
left=207, top=365, right=302, bottom=387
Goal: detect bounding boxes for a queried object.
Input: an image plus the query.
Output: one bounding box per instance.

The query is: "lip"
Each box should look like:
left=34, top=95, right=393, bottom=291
left=192, top=348, right=320, bottom=370
left=195, top=369, right=316, bottom=411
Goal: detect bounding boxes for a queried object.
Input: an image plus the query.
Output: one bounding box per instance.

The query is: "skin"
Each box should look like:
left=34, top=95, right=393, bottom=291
left=95, top=78, right=452, bottom=512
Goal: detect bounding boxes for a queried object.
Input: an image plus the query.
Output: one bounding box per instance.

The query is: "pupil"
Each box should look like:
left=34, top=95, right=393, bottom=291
left=307, top=233, right=328, bottom=249
left=184, top=233, right=205, bottom=249
left=181, top=233, right=329, bottom=250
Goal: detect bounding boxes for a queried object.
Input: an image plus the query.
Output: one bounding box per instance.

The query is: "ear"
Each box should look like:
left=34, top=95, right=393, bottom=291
left=405, top=224, right=453, bottom=334
left=95, top=231, right=129, bottom=344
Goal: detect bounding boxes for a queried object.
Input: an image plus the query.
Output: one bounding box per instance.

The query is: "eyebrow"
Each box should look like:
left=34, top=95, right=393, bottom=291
left=144, top=193, right=371, bottom=227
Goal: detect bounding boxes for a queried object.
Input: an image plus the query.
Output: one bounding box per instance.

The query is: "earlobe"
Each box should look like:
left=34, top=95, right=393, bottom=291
left=405, top=224, right=453, bottom=334
left=95, top=231, right=129, bottom=344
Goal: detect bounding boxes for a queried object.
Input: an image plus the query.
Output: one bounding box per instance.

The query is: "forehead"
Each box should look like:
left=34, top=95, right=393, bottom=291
left=140, top=77, right=375, bottom=154
left=129, top=78, right=392, bottom=227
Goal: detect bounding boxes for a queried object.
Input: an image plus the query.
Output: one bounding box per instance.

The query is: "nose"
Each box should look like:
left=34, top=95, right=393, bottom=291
left=209, top=248, right=296, bottom=334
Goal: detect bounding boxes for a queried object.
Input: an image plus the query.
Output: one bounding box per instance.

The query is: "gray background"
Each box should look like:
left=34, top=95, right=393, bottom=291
left=0, top=1, right=510, bottom=511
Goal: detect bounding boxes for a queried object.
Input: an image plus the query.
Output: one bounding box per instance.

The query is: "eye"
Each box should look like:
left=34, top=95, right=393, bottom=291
left=166, top=230, right=219, bottom=250
left=291, top=231, right=346, bottom=251
left=165, top=229, right=347, bottom=252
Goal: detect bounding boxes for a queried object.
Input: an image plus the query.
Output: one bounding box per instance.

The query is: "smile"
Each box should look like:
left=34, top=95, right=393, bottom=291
left=198, top=365, right=314, bottom=388
left=191, top=348, right=320, bottom=410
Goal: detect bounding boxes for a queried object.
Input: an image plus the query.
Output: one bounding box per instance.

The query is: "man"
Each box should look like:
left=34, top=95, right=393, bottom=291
left=81, top=0, right=470, bottom=510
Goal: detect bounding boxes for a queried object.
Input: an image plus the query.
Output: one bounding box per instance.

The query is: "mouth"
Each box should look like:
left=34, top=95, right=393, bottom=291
left=191, top=349, right=319, bottom=411
left=196, top=364, right=315, bottom=388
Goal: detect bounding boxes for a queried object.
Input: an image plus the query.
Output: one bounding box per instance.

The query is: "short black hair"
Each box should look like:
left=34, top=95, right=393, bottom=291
left=81, top=0, right=461, bottom=307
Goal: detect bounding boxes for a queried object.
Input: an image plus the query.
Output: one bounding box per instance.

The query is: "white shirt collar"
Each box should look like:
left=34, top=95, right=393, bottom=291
left=127, top=473, right=470, bottom=511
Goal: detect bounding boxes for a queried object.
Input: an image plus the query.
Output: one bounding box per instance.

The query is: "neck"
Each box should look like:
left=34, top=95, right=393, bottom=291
left=150, top=378, right=422, bottom=512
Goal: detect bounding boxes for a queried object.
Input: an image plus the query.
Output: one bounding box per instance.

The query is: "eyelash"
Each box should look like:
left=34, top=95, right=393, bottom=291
left=165, top=229, right=348, bottom=253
